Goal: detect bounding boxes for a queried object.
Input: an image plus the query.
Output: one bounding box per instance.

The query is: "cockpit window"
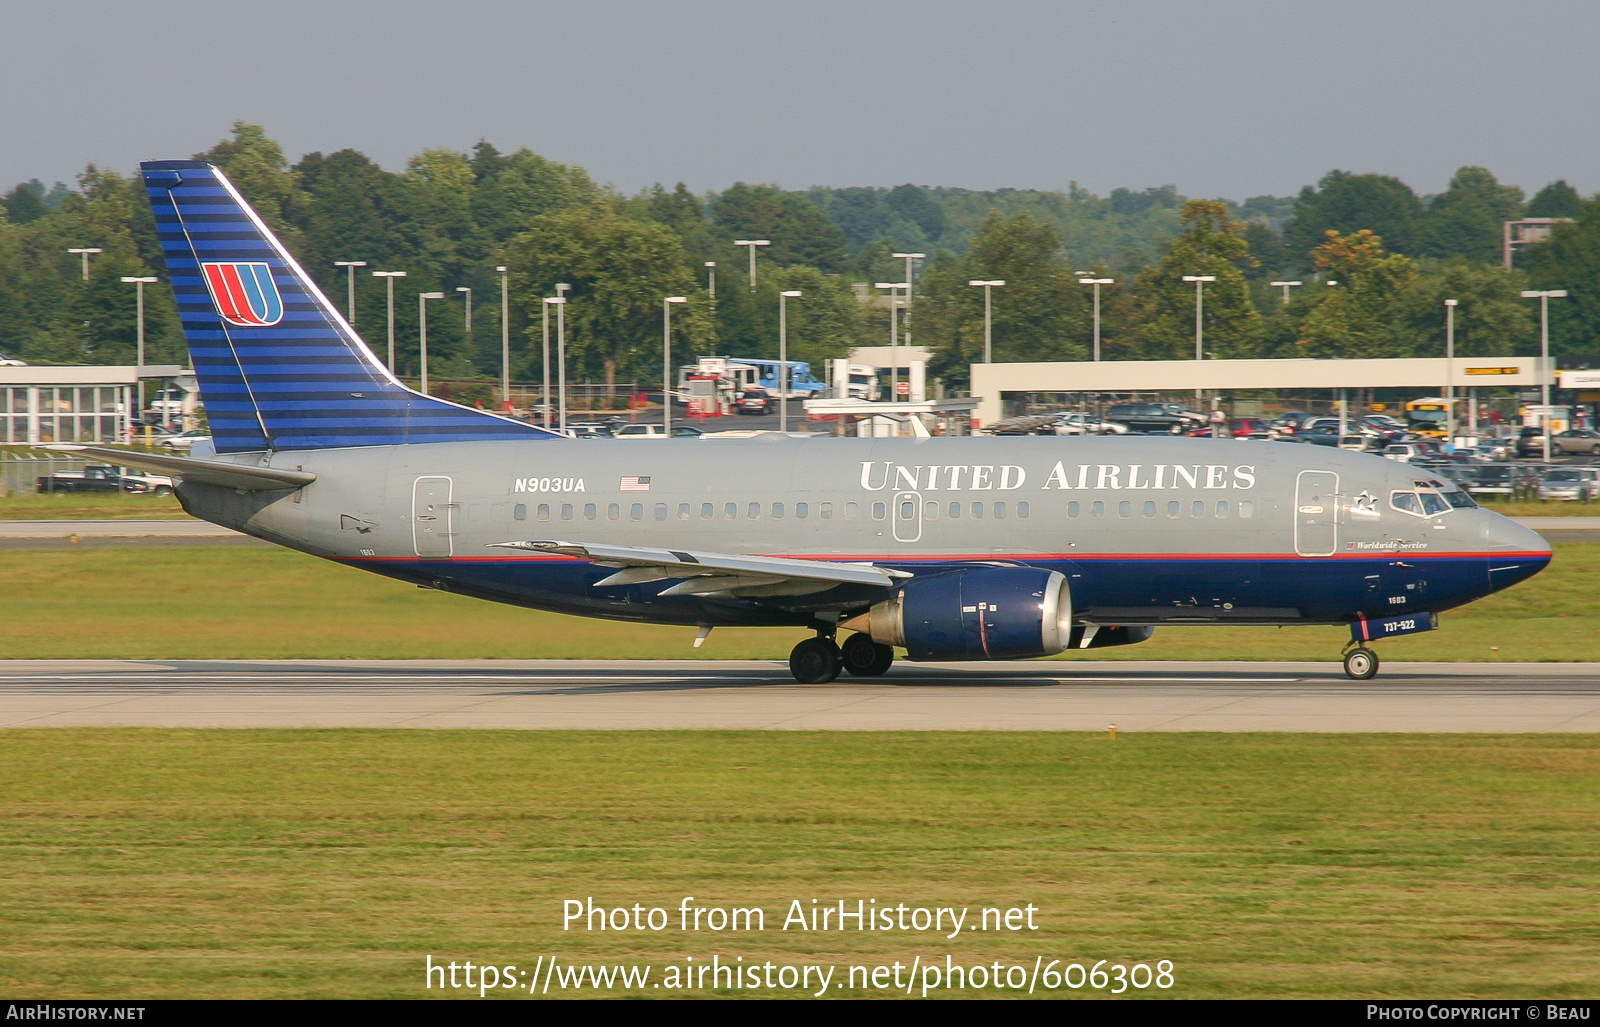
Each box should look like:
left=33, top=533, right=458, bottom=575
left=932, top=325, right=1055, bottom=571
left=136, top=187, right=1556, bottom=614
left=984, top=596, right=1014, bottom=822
left=1391, top=492, right=1424, bottom=516
left=1392, top=487, right=1470, bottom=516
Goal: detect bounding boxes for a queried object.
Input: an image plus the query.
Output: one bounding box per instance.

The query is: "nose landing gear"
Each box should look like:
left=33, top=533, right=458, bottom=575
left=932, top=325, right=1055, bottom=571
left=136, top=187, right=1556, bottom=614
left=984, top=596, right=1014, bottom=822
left=1342, top=643, right=1380, bottom=680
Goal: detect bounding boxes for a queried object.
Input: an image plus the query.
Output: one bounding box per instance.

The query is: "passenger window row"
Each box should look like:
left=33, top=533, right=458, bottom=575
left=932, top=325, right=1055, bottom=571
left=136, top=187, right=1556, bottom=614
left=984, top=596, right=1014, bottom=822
left=1066, top=499, right=1253, bottom=520
left=509, top=500, right=1034, bottom=523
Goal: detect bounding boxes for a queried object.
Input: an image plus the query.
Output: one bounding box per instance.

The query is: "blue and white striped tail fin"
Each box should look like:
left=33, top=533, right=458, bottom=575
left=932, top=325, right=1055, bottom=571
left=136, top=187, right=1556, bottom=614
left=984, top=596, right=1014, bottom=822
left=141, top=160, right=559, bottom=453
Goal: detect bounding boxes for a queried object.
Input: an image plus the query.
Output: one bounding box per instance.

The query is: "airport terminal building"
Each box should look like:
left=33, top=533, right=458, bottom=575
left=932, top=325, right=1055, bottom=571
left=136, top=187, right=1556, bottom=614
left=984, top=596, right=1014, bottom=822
left=0, top=365, right=184, bottom=445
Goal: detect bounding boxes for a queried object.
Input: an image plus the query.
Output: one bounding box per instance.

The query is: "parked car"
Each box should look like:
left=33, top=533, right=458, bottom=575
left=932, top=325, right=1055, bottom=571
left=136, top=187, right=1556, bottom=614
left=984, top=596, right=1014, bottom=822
left=1270, top=411, right=1312, bottom=433
left=612, top=423, right=704, bottom=439
left=160, top=428, right=213, bottom=452
left=1383, top=441, right=1444, bottom=464
left=35, top=465, right=174, bottom=495
left=1051, top=412, right=1129, bottom=436
left=1295, top=422, right=1377, bottom=449
left=561, top=421, right=616, bottom=438
left=1227, top=418, right=1275, bottom=439
left=1549, top=428, right=1600, bottom=456
left=1455, top=464, right=1539, bottom=500
left=1106, top=402, right=1205, bottom=434
left=735, top=387, right=774, bottom=415
left=1517, top=426, right=1550, bottom=458
left=613, top=423, right=667, bottom=439
left=1470, top=439, right=1515, bottom=462
left=1538, top=467, right=1600, bottom=502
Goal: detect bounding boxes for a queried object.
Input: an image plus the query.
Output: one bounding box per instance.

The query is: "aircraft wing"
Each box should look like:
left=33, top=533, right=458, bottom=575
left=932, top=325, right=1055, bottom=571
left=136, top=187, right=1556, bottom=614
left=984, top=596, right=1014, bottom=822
left=488, top=539, right=910, bottom=598
left=37, top=445, right=316, bottom=491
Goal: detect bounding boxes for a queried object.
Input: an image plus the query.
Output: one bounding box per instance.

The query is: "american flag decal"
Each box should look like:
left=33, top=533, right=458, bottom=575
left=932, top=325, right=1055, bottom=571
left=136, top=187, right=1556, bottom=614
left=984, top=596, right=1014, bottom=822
left=619, top=476, right=652, bottom=492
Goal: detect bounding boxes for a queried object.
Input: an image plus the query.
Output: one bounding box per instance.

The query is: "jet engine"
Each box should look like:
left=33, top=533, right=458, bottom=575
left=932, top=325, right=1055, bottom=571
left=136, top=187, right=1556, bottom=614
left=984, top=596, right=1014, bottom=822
left=842, top=566, right=1074, bottom=661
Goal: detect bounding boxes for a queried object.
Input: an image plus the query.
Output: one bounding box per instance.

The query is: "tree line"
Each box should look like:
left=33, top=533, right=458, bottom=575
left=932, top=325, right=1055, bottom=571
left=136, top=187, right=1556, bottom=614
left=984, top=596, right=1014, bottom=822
left=2, top=122, right=1596, bottom=397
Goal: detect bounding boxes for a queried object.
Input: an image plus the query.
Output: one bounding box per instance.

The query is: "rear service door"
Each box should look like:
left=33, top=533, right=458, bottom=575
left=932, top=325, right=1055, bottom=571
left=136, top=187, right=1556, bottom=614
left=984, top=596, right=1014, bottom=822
left=412, top=476, right=454, bottom=558
left=1294, top=470, right=1339, bottom=557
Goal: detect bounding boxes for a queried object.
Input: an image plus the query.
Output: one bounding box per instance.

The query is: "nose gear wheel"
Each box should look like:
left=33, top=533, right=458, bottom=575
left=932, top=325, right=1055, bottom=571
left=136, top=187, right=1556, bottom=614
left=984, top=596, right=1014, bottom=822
left=1343, top=646, right=1379, bottom=680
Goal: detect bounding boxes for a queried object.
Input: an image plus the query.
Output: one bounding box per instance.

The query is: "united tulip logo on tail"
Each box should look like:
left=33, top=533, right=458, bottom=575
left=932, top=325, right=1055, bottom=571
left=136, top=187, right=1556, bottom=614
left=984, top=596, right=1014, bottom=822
left=201, top=262, right=283, bottom=326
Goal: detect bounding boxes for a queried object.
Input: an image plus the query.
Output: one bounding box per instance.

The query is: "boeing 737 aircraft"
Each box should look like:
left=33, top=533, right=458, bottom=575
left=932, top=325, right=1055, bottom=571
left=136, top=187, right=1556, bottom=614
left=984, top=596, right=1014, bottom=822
left=60, top=161, right=1553, bottom=683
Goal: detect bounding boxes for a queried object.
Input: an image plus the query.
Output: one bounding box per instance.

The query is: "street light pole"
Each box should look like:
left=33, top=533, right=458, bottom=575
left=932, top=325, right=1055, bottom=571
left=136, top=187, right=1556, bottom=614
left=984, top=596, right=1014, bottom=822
left=456, top=287, right=472, bottom=333
left=732, top=240, right=769, bottom=291
left=1521, top=289, right=1568, bottom=462
left=120, top=276, right=158, bottom=428
left=875, top=282, right=908, bottom=401
left=1182, top=275, right=1216, bottom=400
left=1269, top=280, right=1302, bottom=305
left=371, top=271, right=407, bottom=370
left=779, top=291, right=802, bottom=431
left=67, top=247, right=102, bottom=281
left=705, top=262, right=716, bottom=299
left=967, top=280, right=1005, bottom=363
left=496, top=266, right=511, bottom=410
left=540, top=297, right=554, bottom=428
left=892, top=252, right=924, bottom=348
left=418, top=292, right=445, bottom=394
left=1079, top=278, right=1114, bottom=360
left=1444, top=299, right=1458, bottom=444
left=663, top=296, right=686, bottom=435
left=554, top=284, right=571, bottom=431
left=334, top=261, right=366, bottom=322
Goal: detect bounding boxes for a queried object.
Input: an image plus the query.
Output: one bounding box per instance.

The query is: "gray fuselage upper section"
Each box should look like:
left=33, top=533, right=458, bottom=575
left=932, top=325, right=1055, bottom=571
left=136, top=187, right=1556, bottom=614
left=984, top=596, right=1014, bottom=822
left=183, top=434, right=1545, bottom=563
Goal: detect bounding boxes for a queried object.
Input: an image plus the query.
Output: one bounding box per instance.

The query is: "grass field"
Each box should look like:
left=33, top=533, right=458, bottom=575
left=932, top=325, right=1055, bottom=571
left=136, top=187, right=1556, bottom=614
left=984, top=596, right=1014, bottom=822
left=1, top=729, right=1595, bottom=999
left=0, top=543, right=1593, bottom=662
left=0, top=492, right=188, bottom=519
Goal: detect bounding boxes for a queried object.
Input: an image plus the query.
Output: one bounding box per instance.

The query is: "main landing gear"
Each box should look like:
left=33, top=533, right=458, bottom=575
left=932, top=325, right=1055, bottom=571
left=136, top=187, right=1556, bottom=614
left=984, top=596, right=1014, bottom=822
left=790, top=630, right=897, bottom=684
left=1342, top=644, right=1380, bottom=680
left=840, top=632, right=895, bottom=677
left=789, top=634, right=841, bottom=684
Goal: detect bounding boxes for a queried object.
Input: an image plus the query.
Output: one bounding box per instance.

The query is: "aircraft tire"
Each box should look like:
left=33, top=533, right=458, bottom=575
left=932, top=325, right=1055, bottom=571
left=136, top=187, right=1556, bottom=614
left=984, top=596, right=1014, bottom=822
left=841, top=633, right=894, bottom=676
left=1343, top=647, right=1379, bottom=680
left=790, top=638, right=842, bottom=684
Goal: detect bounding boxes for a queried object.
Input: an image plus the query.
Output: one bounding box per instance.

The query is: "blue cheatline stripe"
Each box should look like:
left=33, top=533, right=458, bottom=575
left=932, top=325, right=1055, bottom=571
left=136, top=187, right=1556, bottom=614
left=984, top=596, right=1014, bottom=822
left=141, top=159, right=564, bottom=454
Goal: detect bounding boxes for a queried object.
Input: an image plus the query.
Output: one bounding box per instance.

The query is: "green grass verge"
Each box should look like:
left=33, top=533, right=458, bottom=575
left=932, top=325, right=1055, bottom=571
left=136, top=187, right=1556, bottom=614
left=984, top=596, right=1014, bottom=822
left=1474, top=499, right=1600, bottom=517
left=0, top=543, right=1593, bottom=661
left=1, top=730, right=1596, bottom=999
left=0, top=491, right=189, bottom=519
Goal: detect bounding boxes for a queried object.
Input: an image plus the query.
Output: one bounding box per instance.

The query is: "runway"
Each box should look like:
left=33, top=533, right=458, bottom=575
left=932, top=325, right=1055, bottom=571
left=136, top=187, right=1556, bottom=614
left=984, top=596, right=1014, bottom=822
left=2, top=659, right=1597, bottom=731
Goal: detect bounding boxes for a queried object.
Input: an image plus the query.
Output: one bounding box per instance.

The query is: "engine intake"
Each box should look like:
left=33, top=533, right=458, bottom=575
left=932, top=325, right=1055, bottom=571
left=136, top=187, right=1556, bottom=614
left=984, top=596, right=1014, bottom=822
left=846, top=566, right=1073, bottom=661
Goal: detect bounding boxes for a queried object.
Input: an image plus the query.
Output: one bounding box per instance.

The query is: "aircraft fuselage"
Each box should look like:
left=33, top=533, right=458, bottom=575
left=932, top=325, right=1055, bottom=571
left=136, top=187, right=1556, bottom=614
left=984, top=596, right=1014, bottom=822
left=178, top=434, right=1550, bottom=633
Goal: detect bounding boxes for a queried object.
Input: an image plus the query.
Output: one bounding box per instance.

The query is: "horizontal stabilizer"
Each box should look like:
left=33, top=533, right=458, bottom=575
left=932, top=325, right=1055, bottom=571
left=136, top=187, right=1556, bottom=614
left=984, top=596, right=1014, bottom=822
left=37, top=445, right=316, bottom=491
left=488, top=539, right=909, bottom=597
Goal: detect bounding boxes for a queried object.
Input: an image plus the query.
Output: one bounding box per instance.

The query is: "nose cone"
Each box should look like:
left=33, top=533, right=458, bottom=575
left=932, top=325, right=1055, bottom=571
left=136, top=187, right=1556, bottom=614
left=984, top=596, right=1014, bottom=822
left=1481, top=512, right=1552, bottom=593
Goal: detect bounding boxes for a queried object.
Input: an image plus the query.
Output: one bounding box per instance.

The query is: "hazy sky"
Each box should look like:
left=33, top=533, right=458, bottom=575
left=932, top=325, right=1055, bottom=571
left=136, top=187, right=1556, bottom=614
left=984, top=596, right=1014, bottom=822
left=4, top=0, right=1596, bottom=202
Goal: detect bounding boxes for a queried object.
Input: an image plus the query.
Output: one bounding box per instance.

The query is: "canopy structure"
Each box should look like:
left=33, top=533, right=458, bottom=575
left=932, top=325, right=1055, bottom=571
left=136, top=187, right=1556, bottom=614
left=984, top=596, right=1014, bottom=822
left=970, top=357, right=1550, bottom=426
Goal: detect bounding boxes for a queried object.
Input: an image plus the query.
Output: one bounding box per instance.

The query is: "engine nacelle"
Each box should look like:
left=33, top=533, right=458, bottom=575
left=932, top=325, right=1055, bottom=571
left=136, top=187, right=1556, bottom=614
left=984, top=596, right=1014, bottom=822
left=850, top=566, right=1073, bottom=661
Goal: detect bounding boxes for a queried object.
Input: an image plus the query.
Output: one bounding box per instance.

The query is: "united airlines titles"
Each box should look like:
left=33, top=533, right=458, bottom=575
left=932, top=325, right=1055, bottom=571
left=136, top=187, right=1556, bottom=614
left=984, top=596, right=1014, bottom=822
left=859, top=461, right=1256, bottom=493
